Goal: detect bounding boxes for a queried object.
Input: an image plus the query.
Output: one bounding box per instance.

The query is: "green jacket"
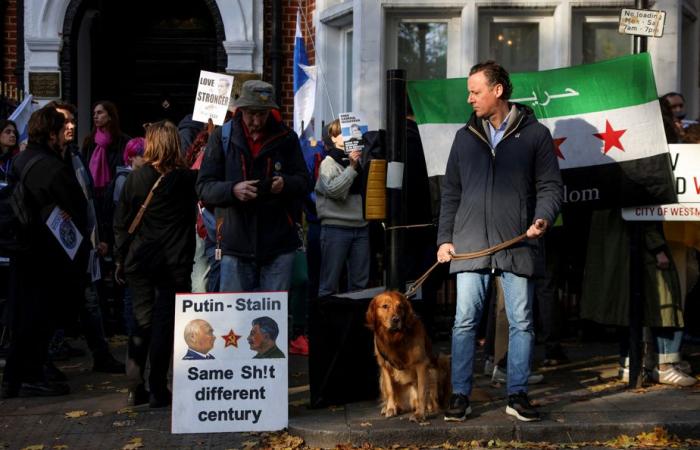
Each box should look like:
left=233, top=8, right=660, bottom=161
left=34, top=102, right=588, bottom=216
left=580, top=209, right=684, bottom=328
left=253, top=345, right=285, bottom=359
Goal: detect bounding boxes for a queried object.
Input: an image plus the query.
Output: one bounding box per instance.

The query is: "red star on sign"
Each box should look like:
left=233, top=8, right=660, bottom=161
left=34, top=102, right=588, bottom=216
left=593, top=120, right=626, bottom=154
left=222, top=329, right=242, bottom=348
left=553, top=137, right=566, bottom=160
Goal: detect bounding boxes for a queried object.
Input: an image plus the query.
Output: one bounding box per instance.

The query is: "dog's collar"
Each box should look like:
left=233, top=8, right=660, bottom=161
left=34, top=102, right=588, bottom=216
left=378, top=347, right=405, bottom=371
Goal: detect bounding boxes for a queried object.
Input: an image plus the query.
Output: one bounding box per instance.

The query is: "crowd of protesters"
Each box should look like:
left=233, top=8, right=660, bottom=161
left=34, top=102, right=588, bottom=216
left=0, top=72, right=699, bottom=419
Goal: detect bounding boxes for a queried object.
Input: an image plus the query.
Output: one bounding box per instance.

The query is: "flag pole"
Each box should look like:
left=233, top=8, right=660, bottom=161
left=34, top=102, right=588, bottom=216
left=627, top=0, right=649, bottom=390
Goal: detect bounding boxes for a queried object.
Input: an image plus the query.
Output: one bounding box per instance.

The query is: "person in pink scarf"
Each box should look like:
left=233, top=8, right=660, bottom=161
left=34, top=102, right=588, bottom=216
left=81, top=100, right=130, bottom=287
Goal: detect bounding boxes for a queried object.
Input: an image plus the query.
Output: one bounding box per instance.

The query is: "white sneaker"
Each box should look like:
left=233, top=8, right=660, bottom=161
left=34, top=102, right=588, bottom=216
left=483, top=357, right=495, bottom=376
left=619, top=367, right=629, bottom=383
left=676, top=360, right=692, bottom=375
left=653, top=366, right=697, bottom=387
left=491, top=366, right=544, bottom=385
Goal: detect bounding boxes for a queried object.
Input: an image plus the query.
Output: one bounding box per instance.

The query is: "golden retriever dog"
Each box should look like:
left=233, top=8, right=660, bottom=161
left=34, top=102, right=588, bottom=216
left=365, top=291, right=450, bottom=422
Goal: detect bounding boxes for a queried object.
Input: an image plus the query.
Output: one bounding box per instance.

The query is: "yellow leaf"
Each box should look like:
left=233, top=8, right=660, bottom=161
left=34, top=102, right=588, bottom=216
left=241, top=440, right=258, bottom=448
left=21, top=446, right=45, bottom=450
left=52, top=446, right=69, bottom=450
left=64, top=410, right=88, bottom=419
left=360, top=422, right=372, bottom=427
left=122, top=437, right=144, bottom=450
left=117, top=408, right=133, bottom=415
left=92, top=411, right=104, bottom=417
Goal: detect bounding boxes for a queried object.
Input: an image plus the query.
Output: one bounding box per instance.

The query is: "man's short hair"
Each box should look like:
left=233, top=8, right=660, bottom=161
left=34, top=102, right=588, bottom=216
left=469, top=61, right=513, bottom=101
left=45, top=100, right=77, bottom=115
left=662, top=92, right=685, bottom=102
left=28, top=106, right=65, bottom=146
left=252, top=316, right=279, bottom=341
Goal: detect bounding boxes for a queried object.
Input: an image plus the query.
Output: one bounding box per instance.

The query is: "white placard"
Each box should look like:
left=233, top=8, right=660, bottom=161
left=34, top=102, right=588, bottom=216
left=622, top=144, right=700, bottom=221
left=172, top=292, right=288, bottom=434
left=46, top=206, right=83, bottom=260
left=386, top=161, right=404, bottom=189
left=338, top=112, right=368, bottom=153
left=618, top=8, right=666, bottom=38
left=192, top=71, right=235, bottom=126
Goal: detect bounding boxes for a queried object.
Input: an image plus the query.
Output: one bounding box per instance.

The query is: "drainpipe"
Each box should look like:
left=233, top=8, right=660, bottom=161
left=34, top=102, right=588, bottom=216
left=270, top=0, right=283, bottom=106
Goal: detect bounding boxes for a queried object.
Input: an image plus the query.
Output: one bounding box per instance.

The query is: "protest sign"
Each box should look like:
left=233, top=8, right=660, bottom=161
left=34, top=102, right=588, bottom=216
left=623, top=144, right=700, bottom=221
left=46, top=206, right=83, bottom=260
left=192, top=71, right=234, bottom=126
left=172, top=292, right=288, bottom=433
left=339, top=112, right=368, bottom=153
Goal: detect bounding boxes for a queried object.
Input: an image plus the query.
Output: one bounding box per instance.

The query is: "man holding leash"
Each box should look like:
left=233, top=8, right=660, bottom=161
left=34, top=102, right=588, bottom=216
left=437, top=61, right=563, bottom=422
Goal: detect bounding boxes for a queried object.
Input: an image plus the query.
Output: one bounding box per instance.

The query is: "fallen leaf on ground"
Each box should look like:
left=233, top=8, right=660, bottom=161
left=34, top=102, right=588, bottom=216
left=116, top=388, right=128, bottom=393
left=20, top=446, right=45, bottom=450
left=113, top=420, right=135, bottom=427
left=52, top=446, right=68, bottom=450
left=241, top=440, right=258, bottom=448
left=359, top=422, right=372, bottom=427
left=122, top=437, right=143, bottom=450
left=117, top=408, right=133, bottom=415
left=64, top=411, right=88, bottom=419
left=92, top=411, right=104, bottom=417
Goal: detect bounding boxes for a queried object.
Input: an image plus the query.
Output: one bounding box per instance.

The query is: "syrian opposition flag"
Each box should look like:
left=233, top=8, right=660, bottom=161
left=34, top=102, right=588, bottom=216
left=407, top=53, right=676, bottom=208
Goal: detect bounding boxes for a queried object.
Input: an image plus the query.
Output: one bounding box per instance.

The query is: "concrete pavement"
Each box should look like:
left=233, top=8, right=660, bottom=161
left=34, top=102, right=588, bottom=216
left=1, top=339, right=699, bottom=449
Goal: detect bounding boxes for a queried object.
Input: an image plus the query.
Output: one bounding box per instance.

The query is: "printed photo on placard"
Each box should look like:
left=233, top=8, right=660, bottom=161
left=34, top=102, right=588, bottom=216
left=172, top=292, right=288, bottom=434
left=338, top=112, right=368, bottom=153
left=192, top=70, right=234, bottom=126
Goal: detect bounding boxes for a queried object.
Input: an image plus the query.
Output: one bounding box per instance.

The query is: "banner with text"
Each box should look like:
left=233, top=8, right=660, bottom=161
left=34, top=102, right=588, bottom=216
left=192, top=71, right=234, bottom=126
left=172, top=292, right=288, bottom=434
left=407, top=54, right=677, bottom=208
left=622, top=144, right=700, bottom=221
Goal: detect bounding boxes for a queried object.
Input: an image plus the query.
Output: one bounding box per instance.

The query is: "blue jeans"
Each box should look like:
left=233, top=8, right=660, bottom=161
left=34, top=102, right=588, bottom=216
left=318, top=225, right=370, bottom=297
left=219, top=251, right=296, bottom=292
left=452, top=270, right=534, bottom=396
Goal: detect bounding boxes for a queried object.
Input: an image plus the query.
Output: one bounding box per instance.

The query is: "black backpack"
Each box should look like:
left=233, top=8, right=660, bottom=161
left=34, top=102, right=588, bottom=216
left=0, top=154, right=43, bottom=256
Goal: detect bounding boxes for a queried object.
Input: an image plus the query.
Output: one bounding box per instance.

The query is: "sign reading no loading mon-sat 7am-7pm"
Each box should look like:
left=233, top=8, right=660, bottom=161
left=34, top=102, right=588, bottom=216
left=172, top=292, right=288, bottom=433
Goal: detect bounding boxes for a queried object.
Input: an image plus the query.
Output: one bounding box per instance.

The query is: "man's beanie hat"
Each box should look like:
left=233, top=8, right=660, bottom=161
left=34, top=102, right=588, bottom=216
left=233, top=80, right=279, bottom=110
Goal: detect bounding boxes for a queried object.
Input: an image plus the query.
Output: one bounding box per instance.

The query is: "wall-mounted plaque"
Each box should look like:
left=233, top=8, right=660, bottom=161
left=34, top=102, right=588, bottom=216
left=28, top=72, right=62, bottom=99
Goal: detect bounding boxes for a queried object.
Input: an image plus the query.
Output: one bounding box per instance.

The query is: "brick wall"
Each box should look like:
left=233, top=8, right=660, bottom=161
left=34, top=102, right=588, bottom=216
left=263, top=0, right=316, bottom=125
left=3, top=0, right=19, bottom=87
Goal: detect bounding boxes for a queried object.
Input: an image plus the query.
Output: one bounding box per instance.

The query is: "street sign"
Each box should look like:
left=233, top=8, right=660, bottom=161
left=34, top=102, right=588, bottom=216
left=619, top=8, right=665, bottom=38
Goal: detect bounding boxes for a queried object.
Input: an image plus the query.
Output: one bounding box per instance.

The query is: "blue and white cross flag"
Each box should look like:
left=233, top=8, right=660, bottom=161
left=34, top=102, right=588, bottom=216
left=293, top=10, right=316, bottom=137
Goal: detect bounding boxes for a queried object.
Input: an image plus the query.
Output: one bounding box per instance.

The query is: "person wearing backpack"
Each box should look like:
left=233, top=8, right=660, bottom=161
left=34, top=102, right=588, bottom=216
left=1, top=106, right=89, bottom=398
left=196, top=80, right=310, bottom=292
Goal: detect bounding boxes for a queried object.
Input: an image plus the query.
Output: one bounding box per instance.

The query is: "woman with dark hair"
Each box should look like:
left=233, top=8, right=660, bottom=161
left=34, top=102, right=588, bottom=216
left=0, top=119, right=19, bottom=184
left=82, top=101, right=130, bottom=247
left=113, top=120, right=198, bottom=407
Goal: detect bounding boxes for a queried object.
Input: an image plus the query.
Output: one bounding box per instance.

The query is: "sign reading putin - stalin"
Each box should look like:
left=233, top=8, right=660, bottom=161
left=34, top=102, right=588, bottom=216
left=172, top=292, right=288, bottom=433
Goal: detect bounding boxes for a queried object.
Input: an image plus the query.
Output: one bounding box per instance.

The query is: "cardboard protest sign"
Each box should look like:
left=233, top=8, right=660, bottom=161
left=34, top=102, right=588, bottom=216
left=338, top=112, right=368, bottom=153
left=192, top=70, right=235, bottom=126
left=172, top=292, right=288, bottom=433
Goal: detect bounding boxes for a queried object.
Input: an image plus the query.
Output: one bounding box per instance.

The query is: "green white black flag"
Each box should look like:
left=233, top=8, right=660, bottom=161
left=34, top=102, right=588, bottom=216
left=407, top=54, right=677, bottom=208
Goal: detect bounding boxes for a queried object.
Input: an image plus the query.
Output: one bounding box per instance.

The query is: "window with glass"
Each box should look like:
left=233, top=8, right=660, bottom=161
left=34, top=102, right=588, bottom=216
left=487, top=22, right=539, bottom=72
left=344, top=29, right=353, bottom=110
left=397, top=22, right=448, bottom=80
left=386, top=13, right=461, bottom=81
left=583, top=22, right=630, bottom=63
left=573, top=12, right=631, bottom=65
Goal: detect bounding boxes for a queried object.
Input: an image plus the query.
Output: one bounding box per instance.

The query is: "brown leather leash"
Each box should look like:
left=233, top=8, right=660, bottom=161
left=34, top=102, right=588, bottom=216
left=404, top=232, right=528, bottom=298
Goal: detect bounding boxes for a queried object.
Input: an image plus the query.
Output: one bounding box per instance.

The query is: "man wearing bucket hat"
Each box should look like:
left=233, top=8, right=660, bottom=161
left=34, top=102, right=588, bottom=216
left=197, top=80, right=310, bottom=291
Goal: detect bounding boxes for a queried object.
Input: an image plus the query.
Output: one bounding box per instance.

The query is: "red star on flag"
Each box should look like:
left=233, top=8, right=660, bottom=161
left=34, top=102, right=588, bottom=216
left=222, top=329, right=242, bottom=348
left=553, top=137, right=566, bottom=160
left=593, top=120, right=626, bottom=154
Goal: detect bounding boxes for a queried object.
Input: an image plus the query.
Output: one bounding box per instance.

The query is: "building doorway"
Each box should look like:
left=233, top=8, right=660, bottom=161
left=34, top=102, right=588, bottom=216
left=63, top=0, right=225, bottom=140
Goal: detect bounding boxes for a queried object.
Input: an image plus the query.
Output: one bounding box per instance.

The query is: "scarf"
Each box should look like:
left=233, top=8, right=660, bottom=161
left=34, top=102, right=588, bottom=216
left=89, top=128, right=113, bottom=190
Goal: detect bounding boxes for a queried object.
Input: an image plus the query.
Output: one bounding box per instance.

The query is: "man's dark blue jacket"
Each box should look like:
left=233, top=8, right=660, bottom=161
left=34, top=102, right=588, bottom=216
left=437, top=103, right=563, bottom=277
